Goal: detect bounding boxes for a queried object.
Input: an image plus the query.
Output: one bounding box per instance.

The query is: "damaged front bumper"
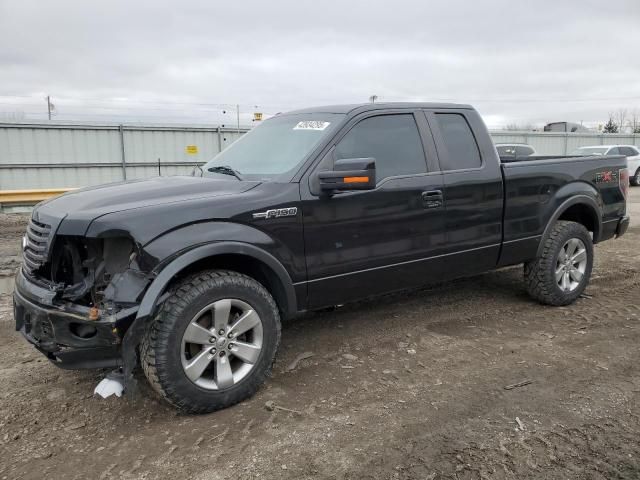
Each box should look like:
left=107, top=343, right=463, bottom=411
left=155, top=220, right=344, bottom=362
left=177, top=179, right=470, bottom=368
left=13, top=268, right=135, bottom=370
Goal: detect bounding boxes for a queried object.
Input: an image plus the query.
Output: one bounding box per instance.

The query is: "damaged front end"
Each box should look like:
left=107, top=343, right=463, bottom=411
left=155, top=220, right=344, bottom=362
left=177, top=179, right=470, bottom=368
left=14, top=218, right=152, bottom=371
left=42, top=235, right=148, bottom=309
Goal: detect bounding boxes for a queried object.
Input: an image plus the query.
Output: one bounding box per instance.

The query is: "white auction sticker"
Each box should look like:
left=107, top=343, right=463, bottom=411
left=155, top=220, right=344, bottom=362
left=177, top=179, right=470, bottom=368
left=293, top=121, right=330, bottom=131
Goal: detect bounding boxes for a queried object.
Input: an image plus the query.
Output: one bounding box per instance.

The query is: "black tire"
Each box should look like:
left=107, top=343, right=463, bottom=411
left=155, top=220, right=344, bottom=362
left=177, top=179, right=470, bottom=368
left=524, top=220, right=593, bottom=306
left=631, top=168, right=640, bottom=186
left=141, top=270, right=281, bottom=414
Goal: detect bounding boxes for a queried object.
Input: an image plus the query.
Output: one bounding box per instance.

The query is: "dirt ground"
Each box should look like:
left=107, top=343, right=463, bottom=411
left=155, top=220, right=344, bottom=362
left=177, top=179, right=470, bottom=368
left=2, top=191, right=640, bottom=480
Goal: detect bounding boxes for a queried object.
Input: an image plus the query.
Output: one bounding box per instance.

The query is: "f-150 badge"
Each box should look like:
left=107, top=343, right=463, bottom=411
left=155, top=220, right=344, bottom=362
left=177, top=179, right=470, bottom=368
left=253, top=207, right=298, bottom=219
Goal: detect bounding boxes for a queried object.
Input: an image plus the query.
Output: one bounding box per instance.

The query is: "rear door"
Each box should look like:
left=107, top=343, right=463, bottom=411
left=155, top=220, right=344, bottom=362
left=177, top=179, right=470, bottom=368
left=424, top=109, right=504, bottom=275
left=300, top=110, right=447, bottom=308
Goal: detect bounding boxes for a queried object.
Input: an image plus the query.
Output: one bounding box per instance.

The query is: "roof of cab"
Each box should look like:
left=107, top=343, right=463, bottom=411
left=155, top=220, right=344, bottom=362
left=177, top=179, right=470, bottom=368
left=282, top=102, right=474, bottom=115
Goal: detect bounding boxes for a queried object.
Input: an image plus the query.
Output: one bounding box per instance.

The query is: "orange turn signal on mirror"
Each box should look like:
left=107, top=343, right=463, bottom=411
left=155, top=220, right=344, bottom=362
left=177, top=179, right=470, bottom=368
left=343, top=176, right=369, bottom=184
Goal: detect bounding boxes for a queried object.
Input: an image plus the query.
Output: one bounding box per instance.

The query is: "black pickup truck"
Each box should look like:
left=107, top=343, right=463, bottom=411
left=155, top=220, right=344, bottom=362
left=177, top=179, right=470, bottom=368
left=14, top=103, right=630, bottom=413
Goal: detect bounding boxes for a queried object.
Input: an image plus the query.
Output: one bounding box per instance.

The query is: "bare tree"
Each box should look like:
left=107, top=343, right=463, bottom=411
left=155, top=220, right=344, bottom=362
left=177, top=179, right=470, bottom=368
left=504, top=123, right=535, bottom=131
left=0, top=110, right=25, bottom=121
left=628, top=109, right=640, bottom=134
left=615, top=108, right=628, bottom=133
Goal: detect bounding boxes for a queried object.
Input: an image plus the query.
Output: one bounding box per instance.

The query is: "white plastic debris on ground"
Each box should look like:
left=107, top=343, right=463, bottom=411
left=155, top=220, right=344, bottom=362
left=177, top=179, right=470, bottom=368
left=94, top=376, right=124, bottom=399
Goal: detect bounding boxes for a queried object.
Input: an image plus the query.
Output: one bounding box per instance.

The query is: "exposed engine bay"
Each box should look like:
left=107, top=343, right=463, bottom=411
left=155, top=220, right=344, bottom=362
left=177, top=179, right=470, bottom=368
left=28, top=235, right=149, bottom=312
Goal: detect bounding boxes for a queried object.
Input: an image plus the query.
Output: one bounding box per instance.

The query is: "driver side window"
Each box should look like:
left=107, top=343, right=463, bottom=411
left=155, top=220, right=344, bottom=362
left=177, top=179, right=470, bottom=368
left=335, top=114, right=427, bottom=183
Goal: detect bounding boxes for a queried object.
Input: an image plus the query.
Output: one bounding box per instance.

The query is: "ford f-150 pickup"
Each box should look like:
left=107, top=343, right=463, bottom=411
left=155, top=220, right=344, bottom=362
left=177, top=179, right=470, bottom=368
left=13, top=103, right=630, bottom=413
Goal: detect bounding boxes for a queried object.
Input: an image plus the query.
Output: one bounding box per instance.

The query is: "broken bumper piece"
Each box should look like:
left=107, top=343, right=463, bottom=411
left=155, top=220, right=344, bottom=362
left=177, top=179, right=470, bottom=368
left=13, top=268, right=125, bottom=370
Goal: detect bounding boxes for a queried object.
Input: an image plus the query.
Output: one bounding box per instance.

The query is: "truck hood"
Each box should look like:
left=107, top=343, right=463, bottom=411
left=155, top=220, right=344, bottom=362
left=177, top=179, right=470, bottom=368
left=34, top=176, right=260, bottom=235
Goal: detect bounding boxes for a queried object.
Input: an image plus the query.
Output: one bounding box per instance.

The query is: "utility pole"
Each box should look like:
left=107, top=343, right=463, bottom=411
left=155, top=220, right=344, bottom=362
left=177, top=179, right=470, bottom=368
left=46, top=95, right=52, bottom=120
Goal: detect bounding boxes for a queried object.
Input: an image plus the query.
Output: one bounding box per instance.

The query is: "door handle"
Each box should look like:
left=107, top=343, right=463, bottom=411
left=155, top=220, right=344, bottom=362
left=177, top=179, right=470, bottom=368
left=421, top=190, right=443, bottom=209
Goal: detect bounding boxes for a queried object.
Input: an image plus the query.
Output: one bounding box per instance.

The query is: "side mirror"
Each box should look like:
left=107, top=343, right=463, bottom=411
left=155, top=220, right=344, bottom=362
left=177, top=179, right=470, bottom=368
left=316, top=158, right=376, bottom=193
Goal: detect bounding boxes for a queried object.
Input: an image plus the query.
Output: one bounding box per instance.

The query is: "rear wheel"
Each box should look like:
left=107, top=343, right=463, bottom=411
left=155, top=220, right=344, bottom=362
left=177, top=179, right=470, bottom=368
left=141, top=270, right=281, bottom=414
left=524, top=220, right=593, bottom=306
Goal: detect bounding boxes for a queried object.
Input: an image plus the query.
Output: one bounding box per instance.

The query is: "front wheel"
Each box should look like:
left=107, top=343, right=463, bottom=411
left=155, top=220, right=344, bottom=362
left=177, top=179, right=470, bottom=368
left=141, top=270, right=281, bottom=414
left=524, top=220, right=593, bottom=306
left=631, top=168, right=640, bottom=186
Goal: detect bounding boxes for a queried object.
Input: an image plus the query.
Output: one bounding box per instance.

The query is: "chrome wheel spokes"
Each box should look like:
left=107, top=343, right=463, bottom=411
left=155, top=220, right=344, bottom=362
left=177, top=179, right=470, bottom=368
left=555, top=238, right=587, bottom=292
left=180, top=299, right=263, bottom=390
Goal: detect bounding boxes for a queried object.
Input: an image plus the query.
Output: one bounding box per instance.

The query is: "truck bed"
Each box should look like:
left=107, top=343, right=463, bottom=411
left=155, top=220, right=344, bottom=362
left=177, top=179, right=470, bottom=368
left=498, top=154, right=628, bottom=266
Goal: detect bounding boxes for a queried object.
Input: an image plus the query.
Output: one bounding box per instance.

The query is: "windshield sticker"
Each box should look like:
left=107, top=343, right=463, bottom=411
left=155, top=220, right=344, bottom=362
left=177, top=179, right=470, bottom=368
left=293, top=121, right=330, bottom=131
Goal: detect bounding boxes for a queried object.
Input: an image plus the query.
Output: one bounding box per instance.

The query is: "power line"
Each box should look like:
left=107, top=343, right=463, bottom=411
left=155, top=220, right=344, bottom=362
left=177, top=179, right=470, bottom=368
left=3, top=93, right=639, bottom=107
left=0, top=94, right=295, bottom=110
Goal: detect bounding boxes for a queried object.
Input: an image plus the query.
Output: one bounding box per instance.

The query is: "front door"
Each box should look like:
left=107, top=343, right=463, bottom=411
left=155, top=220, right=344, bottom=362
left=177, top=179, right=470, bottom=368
left=300, top=111, right=448, bottom=308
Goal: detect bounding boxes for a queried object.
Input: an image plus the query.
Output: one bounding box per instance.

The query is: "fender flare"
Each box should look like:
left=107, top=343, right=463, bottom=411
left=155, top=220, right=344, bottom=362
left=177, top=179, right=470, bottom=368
left=536, top=195, right=602, bottom=257
left=138, top=241, right=297, bottom=320
left=120, top=242, right=297, bottom=388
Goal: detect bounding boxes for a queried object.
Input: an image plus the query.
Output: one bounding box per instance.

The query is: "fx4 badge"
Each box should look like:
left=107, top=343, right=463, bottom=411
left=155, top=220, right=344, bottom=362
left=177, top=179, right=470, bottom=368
left=594, top=170, right=618, bottom=184
left=253, top=207, right=298, bottom=220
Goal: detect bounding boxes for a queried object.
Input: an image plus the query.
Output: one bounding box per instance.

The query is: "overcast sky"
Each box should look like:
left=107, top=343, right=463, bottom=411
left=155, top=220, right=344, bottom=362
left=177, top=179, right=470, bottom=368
left=1, top=0, right=639, bottom=128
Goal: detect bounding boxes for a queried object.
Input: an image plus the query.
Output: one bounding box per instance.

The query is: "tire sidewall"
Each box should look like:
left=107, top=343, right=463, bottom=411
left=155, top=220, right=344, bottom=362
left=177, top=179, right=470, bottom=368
left=153, top=274, right=280, bottom=410
left=547, top=224, right=593, bottom=303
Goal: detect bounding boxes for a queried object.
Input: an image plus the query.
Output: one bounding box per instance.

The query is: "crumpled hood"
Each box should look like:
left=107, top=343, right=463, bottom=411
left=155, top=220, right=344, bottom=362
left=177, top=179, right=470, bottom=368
left=34, top=176, right=260, bottom=235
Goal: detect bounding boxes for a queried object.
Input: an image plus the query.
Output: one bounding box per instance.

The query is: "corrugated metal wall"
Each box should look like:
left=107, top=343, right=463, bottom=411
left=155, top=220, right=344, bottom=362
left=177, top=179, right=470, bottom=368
left=490, top=131, right=640, bottom=155
left=0, top=123, right=248, bottom=189
left=1, top=122, right=640, bottom=190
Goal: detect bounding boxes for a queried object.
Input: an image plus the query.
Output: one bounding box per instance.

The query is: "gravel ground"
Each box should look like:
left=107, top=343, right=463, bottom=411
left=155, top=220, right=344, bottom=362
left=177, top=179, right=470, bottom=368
left=1, top=192, right=640, bottom=479
left=0, top=213, right=26, bottom=293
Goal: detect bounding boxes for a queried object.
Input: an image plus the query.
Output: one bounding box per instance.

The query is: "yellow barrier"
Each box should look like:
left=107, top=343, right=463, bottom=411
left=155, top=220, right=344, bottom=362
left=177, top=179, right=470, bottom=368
left=0, top=188, right=75, bottom=205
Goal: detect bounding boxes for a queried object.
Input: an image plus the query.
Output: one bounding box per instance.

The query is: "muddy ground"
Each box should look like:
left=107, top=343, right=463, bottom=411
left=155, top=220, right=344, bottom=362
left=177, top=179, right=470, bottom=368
left=1, top=192, right=640, bottom=480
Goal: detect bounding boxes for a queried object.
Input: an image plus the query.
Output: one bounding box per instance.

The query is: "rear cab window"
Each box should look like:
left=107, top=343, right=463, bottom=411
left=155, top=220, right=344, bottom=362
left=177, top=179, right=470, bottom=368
left=432, top=113, right=482, bottom=170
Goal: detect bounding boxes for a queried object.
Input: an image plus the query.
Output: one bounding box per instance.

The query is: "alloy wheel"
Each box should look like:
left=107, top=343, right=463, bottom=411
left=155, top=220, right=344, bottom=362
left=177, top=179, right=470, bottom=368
left=180, top=299, right=263, bottom=390
left=555, top=238, right=587, bottom=292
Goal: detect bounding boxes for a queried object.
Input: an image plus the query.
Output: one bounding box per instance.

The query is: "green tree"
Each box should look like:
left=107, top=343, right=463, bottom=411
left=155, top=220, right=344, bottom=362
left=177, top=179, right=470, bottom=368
left=603, top=117, right=619, bottom=133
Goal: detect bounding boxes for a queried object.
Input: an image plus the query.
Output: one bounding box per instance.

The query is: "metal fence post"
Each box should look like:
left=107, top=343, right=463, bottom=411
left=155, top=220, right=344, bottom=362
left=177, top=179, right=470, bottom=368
left=217, top=126, right=222, bottom=153
left=563, top=133, right=568, bottom=155
left=118, top=124, right=127, bottom=180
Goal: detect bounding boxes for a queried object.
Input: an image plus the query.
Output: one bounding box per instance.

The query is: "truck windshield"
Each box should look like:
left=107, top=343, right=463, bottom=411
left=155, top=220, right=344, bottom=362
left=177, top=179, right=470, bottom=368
left=202, top=113, right=344, bottom=181
left=572, top=147, right=609, bottom=156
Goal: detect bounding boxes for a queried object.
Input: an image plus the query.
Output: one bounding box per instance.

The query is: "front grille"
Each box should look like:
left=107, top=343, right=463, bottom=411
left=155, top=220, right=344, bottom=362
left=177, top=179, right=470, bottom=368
left=23, top=218, right=52, bottom=274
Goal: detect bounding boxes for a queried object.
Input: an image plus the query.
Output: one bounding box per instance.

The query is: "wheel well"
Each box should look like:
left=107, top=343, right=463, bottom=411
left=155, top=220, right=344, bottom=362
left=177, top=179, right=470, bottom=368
left=558, top=204, right=598, bottom=240
left=175, top=254, right=291, bottom=317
